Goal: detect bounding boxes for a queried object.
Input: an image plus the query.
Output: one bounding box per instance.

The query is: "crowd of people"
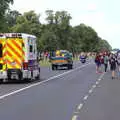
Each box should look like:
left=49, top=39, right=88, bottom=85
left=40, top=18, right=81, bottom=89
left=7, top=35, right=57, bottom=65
left=95, top=51, right=120, bottom=79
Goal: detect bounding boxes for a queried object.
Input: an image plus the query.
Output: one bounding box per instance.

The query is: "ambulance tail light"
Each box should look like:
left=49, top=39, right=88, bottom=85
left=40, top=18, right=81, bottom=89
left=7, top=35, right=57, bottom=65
left=23, top=62, right=28, bottom=70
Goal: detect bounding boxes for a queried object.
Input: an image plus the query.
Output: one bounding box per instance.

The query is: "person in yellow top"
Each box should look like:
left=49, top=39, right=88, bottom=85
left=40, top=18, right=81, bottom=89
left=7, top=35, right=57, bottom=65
left=56, top=50, right=60, bottom=56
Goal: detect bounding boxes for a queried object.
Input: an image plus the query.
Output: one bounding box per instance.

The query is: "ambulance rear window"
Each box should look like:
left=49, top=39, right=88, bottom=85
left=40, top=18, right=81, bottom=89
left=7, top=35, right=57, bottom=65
left=29, top=45, right=33, bottom=52
left=0, top=44, right=2, bottom=57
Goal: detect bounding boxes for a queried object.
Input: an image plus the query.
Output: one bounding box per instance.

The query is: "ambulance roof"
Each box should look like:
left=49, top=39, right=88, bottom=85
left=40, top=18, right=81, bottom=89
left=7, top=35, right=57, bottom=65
left=0, top=33, right=36, bottom=39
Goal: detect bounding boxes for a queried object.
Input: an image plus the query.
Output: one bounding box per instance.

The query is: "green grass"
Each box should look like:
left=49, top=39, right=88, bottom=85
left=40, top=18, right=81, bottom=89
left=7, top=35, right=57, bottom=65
left=73, top=57, right=79, bottom=61
left=40, top=60, right=51, bottom=67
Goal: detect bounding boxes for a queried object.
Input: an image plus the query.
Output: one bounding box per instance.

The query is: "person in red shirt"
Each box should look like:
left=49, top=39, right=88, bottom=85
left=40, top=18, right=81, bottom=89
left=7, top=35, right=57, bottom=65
left=95, top=53, right=102, bottom=73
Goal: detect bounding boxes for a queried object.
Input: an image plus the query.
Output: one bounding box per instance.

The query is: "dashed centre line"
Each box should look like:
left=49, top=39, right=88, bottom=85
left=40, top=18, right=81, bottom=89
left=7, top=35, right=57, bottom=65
left=92, top=85, right=96, bottom=88
left=83, top=95, right=88, bottom=100
left=89, top=89, right=93, bottom=94
left=77, top=103, right=83, bottom=110
left=72, top=72, right=106, bottom=120
left=96, top=81, right=99, bottom=85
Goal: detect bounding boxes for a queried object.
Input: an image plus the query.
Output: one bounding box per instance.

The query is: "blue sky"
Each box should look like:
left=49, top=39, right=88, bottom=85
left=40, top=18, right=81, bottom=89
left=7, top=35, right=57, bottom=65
left=10, top=0, right=120, bottom=49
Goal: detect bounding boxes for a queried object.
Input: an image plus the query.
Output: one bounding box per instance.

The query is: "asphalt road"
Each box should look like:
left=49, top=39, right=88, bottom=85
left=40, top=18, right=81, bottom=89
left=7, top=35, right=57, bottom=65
left=0, top=60, right=119, bottom=120
left=74, top=70, right=120, bottom=120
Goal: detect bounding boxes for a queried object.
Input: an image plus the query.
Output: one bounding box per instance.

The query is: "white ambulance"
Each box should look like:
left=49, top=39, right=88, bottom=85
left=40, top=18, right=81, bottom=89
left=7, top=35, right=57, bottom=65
left=0, top=33, right=40, bottom=82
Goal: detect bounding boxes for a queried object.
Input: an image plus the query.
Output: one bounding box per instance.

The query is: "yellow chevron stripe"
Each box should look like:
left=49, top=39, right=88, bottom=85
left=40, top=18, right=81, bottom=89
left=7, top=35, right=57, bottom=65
left=7, top=59, right=20, bottom=69
left=0, top=40, right=6, bottom=71
left=7, top=64, right=20, bottom=69
left=3, top=43, right=6, bottom=71
left=17, top=39, right=25, bottom=62
left=22, top=42, right=25, bottom=62
left=6, top=48, right=21, bottom=69
left=6, top=47, right=21, bottom=63
left=7, top=39, right=22, bottom=57
left=7, top=54, right=13, bottom=62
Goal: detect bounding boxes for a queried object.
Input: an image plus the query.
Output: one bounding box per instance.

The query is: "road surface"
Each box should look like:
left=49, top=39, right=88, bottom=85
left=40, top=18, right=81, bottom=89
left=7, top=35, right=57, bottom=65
left=0, top=60, right=119, bottom=120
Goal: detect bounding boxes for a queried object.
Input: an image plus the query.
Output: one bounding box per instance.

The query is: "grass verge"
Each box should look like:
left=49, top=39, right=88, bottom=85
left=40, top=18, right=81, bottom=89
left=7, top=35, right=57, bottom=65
left=40, top=60, right=51, bottom=67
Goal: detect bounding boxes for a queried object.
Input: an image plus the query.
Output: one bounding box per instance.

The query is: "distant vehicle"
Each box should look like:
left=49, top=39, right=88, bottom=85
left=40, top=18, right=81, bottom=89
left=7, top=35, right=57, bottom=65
left=0, top=33, right=40, bottom=82
left=50, top=50, right=73, bottom=70
left=80, top=55, right=86, bottom=63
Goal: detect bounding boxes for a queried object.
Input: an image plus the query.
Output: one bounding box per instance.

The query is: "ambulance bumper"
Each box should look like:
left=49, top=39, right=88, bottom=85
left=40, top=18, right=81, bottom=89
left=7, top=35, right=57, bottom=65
left=23, top=70, right=31, bottom=79
left=0, top=71, right=7, bottom=79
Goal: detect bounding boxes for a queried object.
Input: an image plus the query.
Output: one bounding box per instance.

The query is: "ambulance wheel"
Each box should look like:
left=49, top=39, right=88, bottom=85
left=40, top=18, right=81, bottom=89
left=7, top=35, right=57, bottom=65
left=55, top=65, right=58, bottom=70
left=67, top=64, right=73, bottom=70
left=0, top=79, right=3, bottom=83
left=26, top=72, right=33, bottom=82
left=70, top=64, right=73, bottom=69
left=36, top=68, right=40, bottom=80
left=52, top=65, right=55, bottom=70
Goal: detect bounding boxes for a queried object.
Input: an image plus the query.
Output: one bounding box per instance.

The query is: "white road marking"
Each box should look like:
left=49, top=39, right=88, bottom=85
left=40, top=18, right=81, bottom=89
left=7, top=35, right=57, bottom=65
left=77, top=103, right=83, bottom=110
left=98, top=79, right=101, bottom=81
left=89, top=89, right=93, bottom=94
left=0, top=63, right=91, bottom=100
left=99, top=72, right=105, bottom=79
left=96, top=81, right=99, bottom=85
left=92, top=85, right=96, bottom=88
left=74, top=111, right=79, bottom=114
left=72, top=72, right=106, bottom=119
left=72, top=115, right=78, bottom=120
left=83, top=95, right=88, bottom=100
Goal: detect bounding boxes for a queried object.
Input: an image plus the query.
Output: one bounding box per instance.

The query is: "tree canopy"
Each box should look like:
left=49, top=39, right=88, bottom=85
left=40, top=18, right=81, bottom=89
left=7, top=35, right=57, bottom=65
left=0, top=0, right=112, bottom=53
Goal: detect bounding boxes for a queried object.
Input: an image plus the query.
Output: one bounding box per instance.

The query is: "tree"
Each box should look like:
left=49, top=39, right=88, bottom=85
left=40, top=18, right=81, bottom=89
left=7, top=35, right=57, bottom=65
left=6, top=10, right=21, bottom=27
left=45, top=10, right=54, bottom=24
left=73, top=24, right=99, bottom=52
left=0, top=0, right=13, bottom=16
left=5, top=10, right=21, bottom=31
left=0, top=0, right=13, bottom=31
left=96, top=39, right=112, bottom=52
left=12, top=10, right=41, bottom=35
left=6, top=9, right=111, bottom=53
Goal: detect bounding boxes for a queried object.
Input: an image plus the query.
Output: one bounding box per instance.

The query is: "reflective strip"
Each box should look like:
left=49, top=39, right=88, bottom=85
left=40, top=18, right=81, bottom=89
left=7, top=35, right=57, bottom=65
left=6, top=38, right=24, bottom=69
left=22, top=42, right=25, bottom=62
left=52, top=60, right=68, bottom=63
left=0, top=39, right=6, bottom=71
left=2, top=41, right=6, bottom=70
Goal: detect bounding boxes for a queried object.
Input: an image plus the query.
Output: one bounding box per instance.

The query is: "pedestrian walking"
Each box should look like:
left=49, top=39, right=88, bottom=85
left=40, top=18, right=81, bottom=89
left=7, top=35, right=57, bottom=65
left=109, top=53, right=117, bottom=79
left=107, top=53, right=111, bottom=71
left=95, top=53, right=102, bottom=73
left=103, top=52, right=109, bottom=72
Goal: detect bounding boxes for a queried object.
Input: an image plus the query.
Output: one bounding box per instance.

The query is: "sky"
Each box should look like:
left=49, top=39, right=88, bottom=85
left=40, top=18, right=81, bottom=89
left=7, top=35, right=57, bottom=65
left=10, top=0, right=120, bottom=49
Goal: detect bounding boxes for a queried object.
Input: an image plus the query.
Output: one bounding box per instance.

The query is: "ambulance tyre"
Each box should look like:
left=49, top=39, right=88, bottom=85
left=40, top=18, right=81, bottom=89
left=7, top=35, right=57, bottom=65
left=0, top=79, right=3, bottom=83
left=55, top=65, right=58, bottom=70
left=52, top=64, right=55, bottom=70
left=26, top=71, right=33, bottom=82
left=67, top=64, right=73, bottom=70
left=36, top=68, right=40, bottom=80
left=70, top=64, right=73, bottom=69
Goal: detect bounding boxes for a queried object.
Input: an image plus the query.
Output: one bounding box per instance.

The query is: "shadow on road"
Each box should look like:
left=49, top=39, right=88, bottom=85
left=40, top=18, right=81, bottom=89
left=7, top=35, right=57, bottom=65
left=1, top=78, right=45, bottom=85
